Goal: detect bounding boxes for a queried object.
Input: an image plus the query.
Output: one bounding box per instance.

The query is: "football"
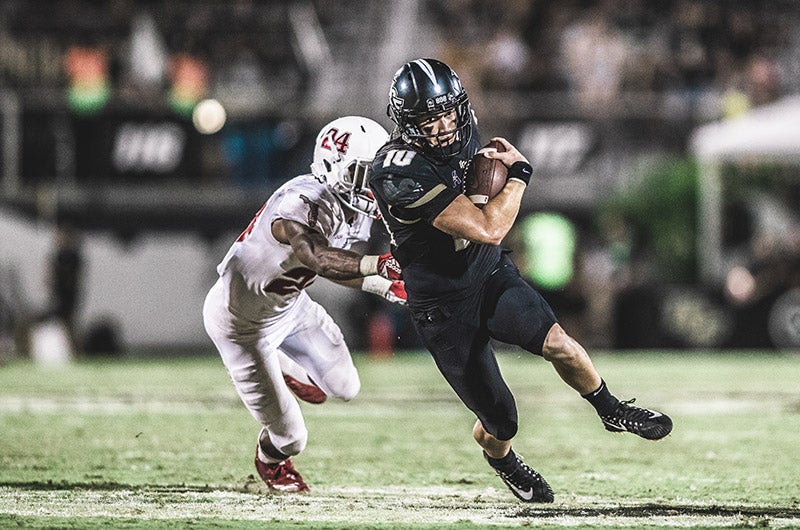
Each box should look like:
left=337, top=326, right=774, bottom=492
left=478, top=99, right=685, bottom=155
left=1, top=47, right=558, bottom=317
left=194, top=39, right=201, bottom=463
left=464, top=140, right=508, bottom=208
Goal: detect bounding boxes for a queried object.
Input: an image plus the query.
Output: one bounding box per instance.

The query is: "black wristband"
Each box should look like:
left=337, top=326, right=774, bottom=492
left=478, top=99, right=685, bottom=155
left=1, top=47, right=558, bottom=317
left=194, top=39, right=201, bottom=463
left=507, top=161, right=533, bottom=186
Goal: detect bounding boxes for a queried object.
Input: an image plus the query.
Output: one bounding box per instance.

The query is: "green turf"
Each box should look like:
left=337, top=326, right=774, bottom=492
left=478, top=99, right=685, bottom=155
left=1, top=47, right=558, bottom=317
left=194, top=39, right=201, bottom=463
left=1, top=350, right=799, bottom=528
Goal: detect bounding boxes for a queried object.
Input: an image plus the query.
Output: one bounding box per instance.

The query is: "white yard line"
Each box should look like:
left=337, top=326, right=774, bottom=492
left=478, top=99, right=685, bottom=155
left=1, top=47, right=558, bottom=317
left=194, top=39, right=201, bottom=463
left=0, top=396, right=216, bottom=414
left=2, top=486, right=799, bottom=527
left=0, top=394, right=771, bottom=415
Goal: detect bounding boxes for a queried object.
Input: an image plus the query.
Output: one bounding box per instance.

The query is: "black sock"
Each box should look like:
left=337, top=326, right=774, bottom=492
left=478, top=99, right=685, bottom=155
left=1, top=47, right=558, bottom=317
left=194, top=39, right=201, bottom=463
left=259, top=440, right=289, bottom=462
left=485, top=449, right=517, bottom=473
left=582, top=379, right=620, bottom=416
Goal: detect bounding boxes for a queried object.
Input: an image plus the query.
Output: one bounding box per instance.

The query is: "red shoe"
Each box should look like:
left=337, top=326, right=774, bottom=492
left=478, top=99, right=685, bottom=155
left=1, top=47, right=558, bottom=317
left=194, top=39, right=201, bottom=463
left=255, top=452, right=310, bottom=493
left=283, top=374, right=327, bottom=404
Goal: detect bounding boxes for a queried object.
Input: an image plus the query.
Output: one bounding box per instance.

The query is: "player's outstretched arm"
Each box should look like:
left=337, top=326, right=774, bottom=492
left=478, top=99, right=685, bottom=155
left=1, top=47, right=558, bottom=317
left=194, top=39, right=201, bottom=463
left=277, top=219, right=406, bottom=304
left=272, top=218, right=403, bottom=282
left=274, top=219, right=364, bottom=280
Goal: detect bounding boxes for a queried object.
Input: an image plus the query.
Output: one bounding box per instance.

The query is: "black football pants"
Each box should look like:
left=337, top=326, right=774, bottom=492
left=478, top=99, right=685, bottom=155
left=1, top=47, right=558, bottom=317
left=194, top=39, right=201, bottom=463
left=411, top=254, right=557, bottom=441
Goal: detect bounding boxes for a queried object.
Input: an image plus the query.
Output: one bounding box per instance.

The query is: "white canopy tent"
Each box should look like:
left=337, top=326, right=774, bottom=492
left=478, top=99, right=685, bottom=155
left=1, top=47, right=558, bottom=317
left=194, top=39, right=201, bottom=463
left=689, top=94, right=800, bottom=283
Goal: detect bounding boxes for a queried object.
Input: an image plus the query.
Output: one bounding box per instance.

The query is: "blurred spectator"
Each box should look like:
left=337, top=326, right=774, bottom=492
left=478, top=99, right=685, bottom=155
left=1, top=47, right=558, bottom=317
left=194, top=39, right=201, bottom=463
left=667, top=0, right=717, bottom=94
left=115, top=10, right=168, bottom=107
left=722, top=52, right=782, bottom=117
left=127, top=11, right=167, bottom=90
left=475, top=1, right=535, bottom=91
left=0, top=268, right=17, bottom=363
left=744, top=53, right=782, bottom=106
left=722, top=193, right=800, bottom=347
left=604, top=217, right=662, bottom=349
left=213, top=42, right=271, bottom=112
left=480, top=23, right=533, bottom=90
left=559, top=8, right=631, bottom=116
left=47, top=222, right=84, bottom=352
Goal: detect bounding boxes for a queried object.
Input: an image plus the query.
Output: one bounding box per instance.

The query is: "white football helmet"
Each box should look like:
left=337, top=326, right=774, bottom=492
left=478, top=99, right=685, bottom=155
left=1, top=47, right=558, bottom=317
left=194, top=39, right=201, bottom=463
left=310, top=116, right=389, bottom=218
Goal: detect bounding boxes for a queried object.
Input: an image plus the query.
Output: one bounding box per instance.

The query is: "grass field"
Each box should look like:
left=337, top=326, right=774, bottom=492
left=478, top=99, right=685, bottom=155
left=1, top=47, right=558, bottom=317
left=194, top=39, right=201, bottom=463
left=1, top=349, right=799, bottom=529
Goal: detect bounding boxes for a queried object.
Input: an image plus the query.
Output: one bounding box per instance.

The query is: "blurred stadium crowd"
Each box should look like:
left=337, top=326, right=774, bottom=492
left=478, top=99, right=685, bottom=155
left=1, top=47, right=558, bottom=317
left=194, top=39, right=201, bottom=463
left=0, top=0, right=798, bottom=358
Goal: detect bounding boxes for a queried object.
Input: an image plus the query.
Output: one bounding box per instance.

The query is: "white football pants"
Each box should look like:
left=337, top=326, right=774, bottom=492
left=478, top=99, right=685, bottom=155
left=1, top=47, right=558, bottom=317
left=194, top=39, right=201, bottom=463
left=202, top=279, right=360, bottom=457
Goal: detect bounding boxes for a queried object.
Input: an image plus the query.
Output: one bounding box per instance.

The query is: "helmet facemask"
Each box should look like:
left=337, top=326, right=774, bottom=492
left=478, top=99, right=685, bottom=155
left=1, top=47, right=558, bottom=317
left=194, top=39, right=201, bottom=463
left=403, top=99, right=472, bottom=160
left=333, top=157, right=379, bottom=218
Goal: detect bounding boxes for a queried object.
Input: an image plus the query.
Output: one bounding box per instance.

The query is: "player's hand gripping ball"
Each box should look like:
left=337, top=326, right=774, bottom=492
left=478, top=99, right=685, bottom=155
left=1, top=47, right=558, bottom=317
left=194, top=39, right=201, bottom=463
left=464, top=140, right=509, bottom=208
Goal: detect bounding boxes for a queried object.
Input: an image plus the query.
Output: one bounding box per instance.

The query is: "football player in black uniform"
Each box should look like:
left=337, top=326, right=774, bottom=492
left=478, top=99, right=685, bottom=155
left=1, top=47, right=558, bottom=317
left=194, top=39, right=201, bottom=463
left=370, top=58, right=673, bottom=503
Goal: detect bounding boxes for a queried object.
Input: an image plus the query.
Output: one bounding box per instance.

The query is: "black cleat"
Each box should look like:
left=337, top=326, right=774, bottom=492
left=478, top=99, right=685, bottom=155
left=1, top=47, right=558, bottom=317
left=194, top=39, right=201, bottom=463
left=601, top=398, right=673, bottom=440
left=484, top=451, right=554, bottom=503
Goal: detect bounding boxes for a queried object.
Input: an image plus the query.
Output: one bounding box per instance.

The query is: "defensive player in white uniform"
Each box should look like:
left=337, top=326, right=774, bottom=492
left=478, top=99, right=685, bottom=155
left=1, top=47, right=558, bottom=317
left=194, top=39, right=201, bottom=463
left=203, top=116, right=405, bottom=493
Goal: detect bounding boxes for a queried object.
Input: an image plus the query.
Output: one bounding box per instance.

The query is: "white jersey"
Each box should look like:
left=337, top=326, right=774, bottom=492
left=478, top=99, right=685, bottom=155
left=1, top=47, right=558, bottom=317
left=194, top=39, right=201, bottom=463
left=215, top=174, right=373, bottom=320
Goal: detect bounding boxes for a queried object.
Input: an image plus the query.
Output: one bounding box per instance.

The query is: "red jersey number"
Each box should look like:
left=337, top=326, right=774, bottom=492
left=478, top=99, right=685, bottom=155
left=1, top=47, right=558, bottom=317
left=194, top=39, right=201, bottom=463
left=236, top=202, right=268, bottom=242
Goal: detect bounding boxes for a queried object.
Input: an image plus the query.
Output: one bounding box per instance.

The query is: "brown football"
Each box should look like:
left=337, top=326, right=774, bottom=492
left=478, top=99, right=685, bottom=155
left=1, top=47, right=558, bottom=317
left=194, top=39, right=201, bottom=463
left=464, top=140, right=508, bottom=208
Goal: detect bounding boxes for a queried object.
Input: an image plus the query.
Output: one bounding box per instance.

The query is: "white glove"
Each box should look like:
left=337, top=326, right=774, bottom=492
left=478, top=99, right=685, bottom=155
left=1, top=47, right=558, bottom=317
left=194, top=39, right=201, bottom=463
left=361, top=275, right=407, bottom=305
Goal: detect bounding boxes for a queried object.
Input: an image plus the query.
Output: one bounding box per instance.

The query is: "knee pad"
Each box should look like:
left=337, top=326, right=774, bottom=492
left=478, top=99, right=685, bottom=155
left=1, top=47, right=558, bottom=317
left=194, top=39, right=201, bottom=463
left=480, top=413, right=518, bottom=442
left=322, top=365, right=360, bottom=402
left=494, top=418, right=519, bottom=442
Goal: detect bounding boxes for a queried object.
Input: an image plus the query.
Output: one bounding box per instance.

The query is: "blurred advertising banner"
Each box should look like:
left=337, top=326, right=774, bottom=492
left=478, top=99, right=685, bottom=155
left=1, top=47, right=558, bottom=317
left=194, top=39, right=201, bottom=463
left=73, top=112, right=200, bottom=184
left=21, top=109, right=201, bottom=186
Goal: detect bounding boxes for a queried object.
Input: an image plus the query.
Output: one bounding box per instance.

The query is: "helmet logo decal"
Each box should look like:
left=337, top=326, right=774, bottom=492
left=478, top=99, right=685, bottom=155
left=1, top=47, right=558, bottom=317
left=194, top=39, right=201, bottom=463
left=319, top=127, right=352, bottom=155
left=389, top=85, right=403, bottom=113
left=427, top=93, right=453, bottom=111
left=411, top=59, right=438, bottom=87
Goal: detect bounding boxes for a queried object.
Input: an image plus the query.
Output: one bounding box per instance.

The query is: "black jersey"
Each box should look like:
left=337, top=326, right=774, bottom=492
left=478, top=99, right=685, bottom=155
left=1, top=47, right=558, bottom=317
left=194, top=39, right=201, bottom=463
left=370, top=133, right=502, bottom=309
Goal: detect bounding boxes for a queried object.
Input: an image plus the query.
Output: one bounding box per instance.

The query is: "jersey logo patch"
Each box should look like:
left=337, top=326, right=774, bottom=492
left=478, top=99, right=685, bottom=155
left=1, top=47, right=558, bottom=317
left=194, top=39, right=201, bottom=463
left=299, top=194, right=320, bottom=228
left=451, top=169, right=462, bottom=189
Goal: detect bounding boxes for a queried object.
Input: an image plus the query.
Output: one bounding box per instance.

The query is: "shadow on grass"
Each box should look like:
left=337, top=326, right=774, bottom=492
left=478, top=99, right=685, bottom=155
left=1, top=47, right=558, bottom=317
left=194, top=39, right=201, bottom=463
left=512, top=503, right=800, bottom=519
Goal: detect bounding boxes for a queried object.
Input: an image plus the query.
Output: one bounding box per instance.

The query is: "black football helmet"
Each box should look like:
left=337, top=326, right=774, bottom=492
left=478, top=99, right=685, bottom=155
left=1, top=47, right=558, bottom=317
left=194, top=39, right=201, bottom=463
left=387, top=58, right=473, bottom=160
